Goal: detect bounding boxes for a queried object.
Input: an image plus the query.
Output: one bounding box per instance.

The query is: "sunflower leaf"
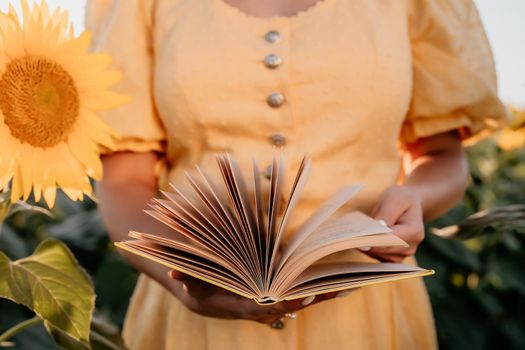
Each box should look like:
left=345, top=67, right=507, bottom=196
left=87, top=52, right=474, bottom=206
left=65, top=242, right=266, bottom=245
left=0, top=239, right=94, bottom=349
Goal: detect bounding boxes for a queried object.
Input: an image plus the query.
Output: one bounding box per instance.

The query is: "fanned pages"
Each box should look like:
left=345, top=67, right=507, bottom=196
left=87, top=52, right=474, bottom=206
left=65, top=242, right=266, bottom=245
left=116, top=153, right=434, bottom=304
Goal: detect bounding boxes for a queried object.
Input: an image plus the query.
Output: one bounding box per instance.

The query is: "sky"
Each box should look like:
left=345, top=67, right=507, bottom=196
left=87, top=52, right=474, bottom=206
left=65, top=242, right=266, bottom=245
left=1, top=0, right=524, bottom=107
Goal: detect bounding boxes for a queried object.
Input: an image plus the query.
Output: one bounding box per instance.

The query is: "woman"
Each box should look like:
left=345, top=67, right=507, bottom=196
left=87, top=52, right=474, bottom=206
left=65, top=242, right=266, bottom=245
left=87, top=0, right=509, bottom=349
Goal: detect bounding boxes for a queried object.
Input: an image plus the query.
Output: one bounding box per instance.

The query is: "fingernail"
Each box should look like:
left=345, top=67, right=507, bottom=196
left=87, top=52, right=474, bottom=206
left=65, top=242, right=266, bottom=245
left=301, top=295, right=315, bottom=306
left=182, top=282, right=189, bottom=293
left=336, top=290, right=354, bottom=298
left=377, top=219, right=387, bottom=226
left=358, top=246, right=371, bottom=251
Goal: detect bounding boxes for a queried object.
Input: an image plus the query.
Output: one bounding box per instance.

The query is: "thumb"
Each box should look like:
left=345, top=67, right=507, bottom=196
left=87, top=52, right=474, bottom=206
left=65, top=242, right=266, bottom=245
left=373, top=197, right=404, bottom=227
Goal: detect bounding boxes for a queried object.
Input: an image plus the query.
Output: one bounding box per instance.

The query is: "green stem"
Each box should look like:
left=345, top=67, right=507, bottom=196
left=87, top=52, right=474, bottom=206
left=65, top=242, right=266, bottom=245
left=0, top=316, right=42, bottom=343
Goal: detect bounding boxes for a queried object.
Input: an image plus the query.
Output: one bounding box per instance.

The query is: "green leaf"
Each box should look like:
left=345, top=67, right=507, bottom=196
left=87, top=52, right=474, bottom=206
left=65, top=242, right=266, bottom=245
left=0, top=239, right=94, bottom=349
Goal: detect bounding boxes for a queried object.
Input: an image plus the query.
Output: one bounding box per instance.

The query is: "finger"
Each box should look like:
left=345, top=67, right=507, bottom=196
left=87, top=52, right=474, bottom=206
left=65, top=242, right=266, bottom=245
left=373, top=196, right=411, bottom=227
left=395, top=201, right=423, bottom=229
left=171, top=271, right=227, bottom=300
left=169, top=270, right=190, bottom=282
left=370, top=206, right=424, bottom=251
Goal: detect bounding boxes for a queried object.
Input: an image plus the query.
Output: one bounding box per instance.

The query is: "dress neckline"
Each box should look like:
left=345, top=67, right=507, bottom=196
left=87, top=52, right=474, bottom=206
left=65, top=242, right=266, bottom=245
left=213, top=0, right=337, bottom=22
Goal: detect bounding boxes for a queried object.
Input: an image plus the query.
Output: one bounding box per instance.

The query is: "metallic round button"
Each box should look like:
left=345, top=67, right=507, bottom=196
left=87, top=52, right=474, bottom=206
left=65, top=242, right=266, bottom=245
left=264, top=30, right=281, bottom=44
left=270, top=133, right=286, bottom=147
left=264, top=54, right=282, bottom=69
left=267, top=92, right=285, bottom=108
left=263, top=165, right=272, bottom=180
left=270, top=319, right=285, bottom=330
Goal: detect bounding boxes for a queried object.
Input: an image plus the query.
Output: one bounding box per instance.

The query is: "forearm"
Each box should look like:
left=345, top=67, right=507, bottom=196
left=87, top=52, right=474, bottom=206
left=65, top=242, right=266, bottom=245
left=402, top=132, right=469, bottom=221
left=96, top=155, right=177, bottom=294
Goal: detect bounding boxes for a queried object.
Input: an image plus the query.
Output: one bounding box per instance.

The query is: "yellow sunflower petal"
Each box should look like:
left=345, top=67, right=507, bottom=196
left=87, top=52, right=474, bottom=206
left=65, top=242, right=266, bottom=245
left=19, top=147, right=34, bottom=200
left=76, top=70, right=123, bottom=92
left=83, top=90, right=131, bottom=110
left=72, top=53, right=113, bottom=73
left=42, top=186, right=57, bottom=207
left=3, top=25, right=24, bottom=59
left=78, top=111, right=117, bottom=149
left=10, top=165, right=23, bottom=203
left=20, top=0, right=32, bottom=32
left=54, top=144, right=93, bottom=192
left=30, top=148, right=46, bottom=202
left=0, top=130, right=18, bottom=187
left=61, top=188, right=86, bottom=202
left=68, top=128, right=103, bottom=179
left=40, top=0, right=50, bottom=22
left=7, top=3, right=20, bottom=25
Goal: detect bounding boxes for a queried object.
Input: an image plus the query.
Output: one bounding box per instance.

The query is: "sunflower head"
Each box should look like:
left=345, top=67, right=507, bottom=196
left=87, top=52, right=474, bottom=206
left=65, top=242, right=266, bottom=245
left=0, top=0, right=128, bottom=207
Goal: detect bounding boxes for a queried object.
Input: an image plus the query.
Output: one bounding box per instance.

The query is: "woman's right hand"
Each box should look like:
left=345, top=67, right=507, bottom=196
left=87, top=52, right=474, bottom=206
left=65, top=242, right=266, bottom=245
left=169, top=270, right=349, bottom=325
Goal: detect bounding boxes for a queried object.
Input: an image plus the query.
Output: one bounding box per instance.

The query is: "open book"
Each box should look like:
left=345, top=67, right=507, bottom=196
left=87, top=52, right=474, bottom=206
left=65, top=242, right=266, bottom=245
left=116, top=153, right=434, bottom=305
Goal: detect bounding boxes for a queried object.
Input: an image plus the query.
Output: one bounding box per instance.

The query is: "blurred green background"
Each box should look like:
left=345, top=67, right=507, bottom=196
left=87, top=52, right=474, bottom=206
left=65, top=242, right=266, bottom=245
left=1, top=116, right=524, bottom=349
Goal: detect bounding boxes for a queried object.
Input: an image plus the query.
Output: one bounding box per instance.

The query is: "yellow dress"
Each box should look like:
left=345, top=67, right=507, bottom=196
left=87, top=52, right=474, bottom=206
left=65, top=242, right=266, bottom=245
left=85, top=0, right=509, bottom=349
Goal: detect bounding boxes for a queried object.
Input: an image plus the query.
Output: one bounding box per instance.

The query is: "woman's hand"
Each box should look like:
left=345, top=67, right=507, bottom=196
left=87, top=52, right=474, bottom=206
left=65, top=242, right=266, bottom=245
left=366, top=185, right=425, bottom=263
left=168, top=270, right=345, bottom=325
left=365, top=131, right=469, bottom=262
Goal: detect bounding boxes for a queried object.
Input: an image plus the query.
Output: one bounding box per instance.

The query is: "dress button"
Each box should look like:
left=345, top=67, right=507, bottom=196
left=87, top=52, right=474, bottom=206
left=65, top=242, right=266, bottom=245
left=270, top=133, right=286, bottom=147
left=263, top=165, right=272, bottom=180
left=264, top=30, right=281, bottom=44
left=264, top=53, right=282, bottom=69
left=267, top=92, right=285, bottom=108
left=270, top=320, right=285, bottom=330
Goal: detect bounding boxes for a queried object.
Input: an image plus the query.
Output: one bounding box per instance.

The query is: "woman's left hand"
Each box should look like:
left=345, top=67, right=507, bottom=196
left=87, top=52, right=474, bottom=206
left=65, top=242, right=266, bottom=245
left=365, top=185, right=425, bottom=263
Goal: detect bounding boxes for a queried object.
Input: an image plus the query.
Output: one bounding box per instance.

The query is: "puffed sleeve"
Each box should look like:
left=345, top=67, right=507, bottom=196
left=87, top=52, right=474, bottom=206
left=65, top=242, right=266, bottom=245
left=85, top=0, right=166, bottom=154
left=401, top=0, right=511, bottom=146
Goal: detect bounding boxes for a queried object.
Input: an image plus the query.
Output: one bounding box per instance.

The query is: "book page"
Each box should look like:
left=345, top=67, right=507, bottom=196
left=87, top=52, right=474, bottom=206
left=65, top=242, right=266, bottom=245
left=271, top=232, right=406, bottom=295
left=184, top=169, right=260, bottom=280
left=276, top=187, right=362, bottom=271
left=118, top=241, right=257, bottom=294
left=217, top=157, right=260, bottom=269
left=159, top=190, right=244, bottom=267
left=287, top=212, right=396, bottom=262
left=252, top=158, right=269, bottom=281
left=128, top=231, right=256, bottom=285
left=267, top=155, right=312, bottom=278
left=118, top=240, right=260, bottom=296
left=223, top=154, right=263, bottom=281
left=147, top=194, right=252, bottom=276
left=271, top=212, right=405, bottom=294
left=265, top=151, right=285, bottom=287
left=283, top=269, right=434, bottom=300
left=290, top=261, right=426, bottom=288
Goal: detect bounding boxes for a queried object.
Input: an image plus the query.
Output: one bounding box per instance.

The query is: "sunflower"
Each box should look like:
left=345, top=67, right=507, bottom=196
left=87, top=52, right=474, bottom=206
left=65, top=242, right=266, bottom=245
left=0, top=0, right=127, bottom=207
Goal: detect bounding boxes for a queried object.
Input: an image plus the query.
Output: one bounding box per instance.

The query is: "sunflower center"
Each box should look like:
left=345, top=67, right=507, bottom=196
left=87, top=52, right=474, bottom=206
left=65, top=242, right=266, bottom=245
left=0, top=56, right=79, bottom=148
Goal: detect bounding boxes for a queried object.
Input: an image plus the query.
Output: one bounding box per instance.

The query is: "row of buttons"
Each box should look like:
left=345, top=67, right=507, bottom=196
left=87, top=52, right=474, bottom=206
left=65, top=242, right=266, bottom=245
left=264, top=30, right=286, bottom=184
left=264, top=31, right=285, bottom=109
